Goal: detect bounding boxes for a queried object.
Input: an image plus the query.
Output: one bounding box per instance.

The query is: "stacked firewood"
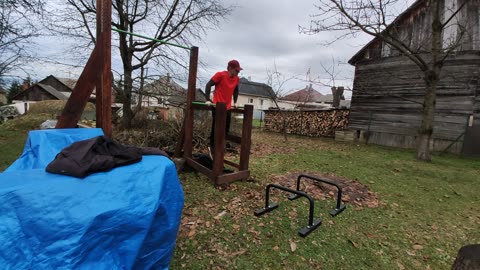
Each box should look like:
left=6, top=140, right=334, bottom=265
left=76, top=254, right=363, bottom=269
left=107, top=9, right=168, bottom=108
left=263, top=109, right=349, bottom=137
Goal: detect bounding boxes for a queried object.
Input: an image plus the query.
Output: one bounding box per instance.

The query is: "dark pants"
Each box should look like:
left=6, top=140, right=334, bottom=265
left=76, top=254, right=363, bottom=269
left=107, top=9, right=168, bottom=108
left=210, top=108, right=232, bottom=149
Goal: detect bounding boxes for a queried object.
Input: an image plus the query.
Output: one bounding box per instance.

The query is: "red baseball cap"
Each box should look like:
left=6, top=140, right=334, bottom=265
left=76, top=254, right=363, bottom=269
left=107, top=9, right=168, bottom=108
left=228, top=60, right=243, bottom=72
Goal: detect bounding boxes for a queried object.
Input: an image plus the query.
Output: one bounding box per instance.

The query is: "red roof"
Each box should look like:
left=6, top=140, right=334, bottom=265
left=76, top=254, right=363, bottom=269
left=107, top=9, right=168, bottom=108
left=280, top=85, right=324, bottom=102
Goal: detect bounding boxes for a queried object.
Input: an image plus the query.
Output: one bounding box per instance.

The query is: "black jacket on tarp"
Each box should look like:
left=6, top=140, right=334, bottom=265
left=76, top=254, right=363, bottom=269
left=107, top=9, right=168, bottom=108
left=46, top=136, right=168, bottom=178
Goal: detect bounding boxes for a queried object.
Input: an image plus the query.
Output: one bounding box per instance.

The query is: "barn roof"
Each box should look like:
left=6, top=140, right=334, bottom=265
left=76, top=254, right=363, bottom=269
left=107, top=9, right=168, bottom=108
left=37, top=84, right=68, bottom=100
left=348, top=0, right=425, bottom=65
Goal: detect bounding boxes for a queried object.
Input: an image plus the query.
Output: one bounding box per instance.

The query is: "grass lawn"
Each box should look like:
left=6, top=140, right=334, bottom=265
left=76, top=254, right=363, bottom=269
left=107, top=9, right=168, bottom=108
left=172, top=132, right=480, bottom=270
left=1, top=118, right=479, bottom=269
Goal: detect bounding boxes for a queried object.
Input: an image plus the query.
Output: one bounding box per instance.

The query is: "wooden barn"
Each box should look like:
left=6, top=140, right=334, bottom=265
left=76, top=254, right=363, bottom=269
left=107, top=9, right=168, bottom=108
left=348, top=0, right=480, bottom=154
left=11, top=75, right=73, bottom=102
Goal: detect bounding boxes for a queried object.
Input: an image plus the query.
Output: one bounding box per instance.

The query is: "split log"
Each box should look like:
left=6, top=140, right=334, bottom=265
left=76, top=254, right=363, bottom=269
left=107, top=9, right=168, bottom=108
left=263, top=109, right=349, bottom=137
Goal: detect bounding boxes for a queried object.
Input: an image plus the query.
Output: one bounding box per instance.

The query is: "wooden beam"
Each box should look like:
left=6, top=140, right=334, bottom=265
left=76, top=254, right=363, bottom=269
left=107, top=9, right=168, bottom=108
left=56, top=47, right=101, bottom=129
left=216, top=170, right=250, bottom=185
left=185, top=157, right=213, bottom=179
left=96, top=0, right=112, bottom=137
left=239, top=104, right=253, bottom=171
left=183, top=46, right=198, bottom=158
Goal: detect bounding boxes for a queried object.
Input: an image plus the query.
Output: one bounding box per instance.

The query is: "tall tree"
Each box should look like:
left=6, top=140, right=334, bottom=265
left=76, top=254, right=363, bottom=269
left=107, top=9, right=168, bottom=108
left=0, top=0, right=44, bottom=79
left=303, top=0, right=472, bottom=161
left=52, top=0, right=232, bottom=128
left=6, top=80, right=22, bottom=104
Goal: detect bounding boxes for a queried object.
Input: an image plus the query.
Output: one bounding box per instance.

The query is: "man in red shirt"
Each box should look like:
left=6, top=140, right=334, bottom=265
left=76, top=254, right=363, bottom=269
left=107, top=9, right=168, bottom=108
left=205, top=60, right=242, bottom=157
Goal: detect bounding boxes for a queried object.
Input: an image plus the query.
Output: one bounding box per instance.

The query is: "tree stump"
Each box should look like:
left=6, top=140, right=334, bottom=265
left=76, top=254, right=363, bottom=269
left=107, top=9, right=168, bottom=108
left=452, top=244, right=480, bottom=270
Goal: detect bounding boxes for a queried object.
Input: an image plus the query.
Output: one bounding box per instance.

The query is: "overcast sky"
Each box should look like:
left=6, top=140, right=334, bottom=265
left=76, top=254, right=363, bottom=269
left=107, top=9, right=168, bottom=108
left=197, top=0, right=372, bottom=98
left=16, top=0, right=414, bottom=98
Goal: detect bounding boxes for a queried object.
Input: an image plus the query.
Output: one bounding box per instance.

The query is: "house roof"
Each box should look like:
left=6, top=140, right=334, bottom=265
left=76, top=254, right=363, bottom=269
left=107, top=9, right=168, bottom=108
left=143, top=75, right=206, bottom=106
left=238, top=77, right=275, bottom=98
left=38, top=75, right=76, bottom=91
left=37, top=84, right=68, bottom=100
left=348, top=0, right=425, bottom=65
left=280, top=85, right=324, bottom=103
left=56, top=77, right=77, bottom=90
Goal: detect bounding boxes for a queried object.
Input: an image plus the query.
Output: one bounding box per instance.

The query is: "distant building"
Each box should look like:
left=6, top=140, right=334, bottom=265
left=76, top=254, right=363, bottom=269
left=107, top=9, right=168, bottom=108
left=278, top=84, right=349, bottom=110
left=141, top=75, right=206, bottom=120
left=237, top=77, right=276, bottom=119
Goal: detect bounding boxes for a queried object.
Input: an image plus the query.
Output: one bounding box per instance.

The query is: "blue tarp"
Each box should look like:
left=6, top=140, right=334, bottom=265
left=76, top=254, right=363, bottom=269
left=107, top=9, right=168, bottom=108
left=0, top=128, right=184, bottom=269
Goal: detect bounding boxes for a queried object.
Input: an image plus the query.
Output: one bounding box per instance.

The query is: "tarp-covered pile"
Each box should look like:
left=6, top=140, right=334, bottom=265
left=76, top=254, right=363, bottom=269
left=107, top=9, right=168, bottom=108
left=0, top=128, right=184, bottom=269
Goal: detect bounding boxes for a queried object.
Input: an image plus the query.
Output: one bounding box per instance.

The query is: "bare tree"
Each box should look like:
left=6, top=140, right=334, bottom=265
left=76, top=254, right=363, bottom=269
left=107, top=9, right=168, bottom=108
left=0, top=0, right=44, bottom=79
left=51, top=0, right=233, bottom=128
left=302, top=0, right=471, bottom=161
left=266, top=61, right=297, bottom=141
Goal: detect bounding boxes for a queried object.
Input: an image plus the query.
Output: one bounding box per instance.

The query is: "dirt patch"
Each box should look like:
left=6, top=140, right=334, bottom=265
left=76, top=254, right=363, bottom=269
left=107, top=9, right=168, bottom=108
left=270, top=171, right=379, bottom=208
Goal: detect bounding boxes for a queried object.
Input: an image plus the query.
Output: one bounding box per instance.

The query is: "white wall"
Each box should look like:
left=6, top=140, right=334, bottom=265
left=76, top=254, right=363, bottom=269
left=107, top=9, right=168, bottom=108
left=11, top=101, right=36, bottom=114
left=237, top=95, right=275, bottom=110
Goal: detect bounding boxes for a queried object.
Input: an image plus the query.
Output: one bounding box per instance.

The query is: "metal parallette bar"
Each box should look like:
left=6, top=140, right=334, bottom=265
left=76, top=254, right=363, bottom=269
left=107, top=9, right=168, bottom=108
left=288, top=174, right=346, bottom=217
left=254, top=184, right=322, bottom=237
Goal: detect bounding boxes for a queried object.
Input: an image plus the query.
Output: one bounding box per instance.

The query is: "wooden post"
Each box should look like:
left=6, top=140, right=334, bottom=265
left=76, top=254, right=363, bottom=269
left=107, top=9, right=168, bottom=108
left=212, top=102, right=227, bottom=183
left=183, top=46, right=198, bottom=158
left=56, top=0, right=112, bottom=135
left=239, top=104, right=253, bottom=171
left=96, top=0, right=112, bottom=137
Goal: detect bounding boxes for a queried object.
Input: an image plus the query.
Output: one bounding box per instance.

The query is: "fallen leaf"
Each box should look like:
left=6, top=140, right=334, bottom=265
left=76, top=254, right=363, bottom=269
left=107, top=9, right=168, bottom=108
left=231, top=249, right=247, bottom=257
left=347, top=239, right=358, bottom=248
left=413, top=245, right=423, bottom=250
left=187, top=229, right=196, bottom=237
left=290, top=242, right=297, bottom=252
left=406, top=250, right=416, bottom=256
left=397, top=262, right=405, bottom=270
left=214, top=210, right=228, bottom=220
left=273, top=246, right=279, bottom=251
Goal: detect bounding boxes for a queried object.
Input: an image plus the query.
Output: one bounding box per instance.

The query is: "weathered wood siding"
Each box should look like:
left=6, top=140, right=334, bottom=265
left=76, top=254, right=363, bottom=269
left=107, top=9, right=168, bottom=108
left=362, top=0, right=480, bottom=61
left=349, top=52, right=480, bottom=153
left=264, top=109, right=349, bottom=137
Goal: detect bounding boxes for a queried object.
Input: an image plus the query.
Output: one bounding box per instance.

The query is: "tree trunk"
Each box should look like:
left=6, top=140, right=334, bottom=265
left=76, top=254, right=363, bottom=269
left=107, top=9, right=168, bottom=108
left=121, top=68, right=135, bottom=129
left=416, top=0, right=442, bottom=162
left=416, top=74, right=436, bottom=161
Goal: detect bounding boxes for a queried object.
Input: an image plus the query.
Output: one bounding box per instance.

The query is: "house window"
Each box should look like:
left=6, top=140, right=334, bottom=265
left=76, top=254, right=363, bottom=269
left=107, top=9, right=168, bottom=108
left=260, top=99, right=264, bottom=106
left=248, top=98, right=253, bottom=104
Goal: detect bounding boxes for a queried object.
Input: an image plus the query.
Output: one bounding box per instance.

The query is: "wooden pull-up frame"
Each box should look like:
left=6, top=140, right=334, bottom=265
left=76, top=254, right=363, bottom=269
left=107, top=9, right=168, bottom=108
left=183, top=48, right=254, bottom=185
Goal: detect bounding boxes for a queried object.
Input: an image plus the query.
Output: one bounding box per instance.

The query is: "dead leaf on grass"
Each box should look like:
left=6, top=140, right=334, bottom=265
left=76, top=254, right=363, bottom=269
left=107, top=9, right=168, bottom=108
left=413, top=244, right=424, bottom=250
left=347, top=239, right=358, bottom=248
left=188, top=229, right=196, bottom=237
left=406, top=250, right=416, bottom=256
left=290, top=242, right=297, bottom=252
left=231, top=249, right=247, bottom=257
left=214, top=210, right=228, bottom=220
left=273, top=246, right=279, bottom=251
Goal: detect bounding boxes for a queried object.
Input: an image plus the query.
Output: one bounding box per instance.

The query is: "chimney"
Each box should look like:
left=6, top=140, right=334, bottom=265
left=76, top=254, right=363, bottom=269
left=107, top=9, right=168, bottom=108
left=21, top=79, right=31, bottom=90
